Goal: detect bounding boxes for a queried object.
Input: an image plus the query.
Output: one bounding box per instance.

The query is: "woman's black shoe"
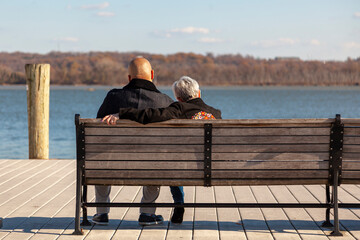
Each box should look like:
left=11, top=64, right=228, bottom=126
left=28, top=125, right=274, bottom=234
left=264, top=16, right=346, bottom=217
left=171, top=207, right=185, bottom=224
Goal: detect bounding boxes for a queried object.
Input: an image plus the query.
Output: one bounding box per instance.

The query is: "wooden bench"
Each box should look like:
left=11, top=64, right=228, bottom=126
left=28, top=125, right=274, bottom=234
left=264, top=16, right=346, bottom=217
left=73, top=114, right=360, bottom=236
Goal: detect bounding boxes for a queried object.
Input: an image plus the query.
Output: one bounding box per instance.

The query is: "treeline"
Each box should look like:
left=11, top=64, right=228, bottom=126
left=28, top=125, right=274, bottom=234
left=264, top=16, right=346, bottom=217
left=0, top=51, right=359, bottom=86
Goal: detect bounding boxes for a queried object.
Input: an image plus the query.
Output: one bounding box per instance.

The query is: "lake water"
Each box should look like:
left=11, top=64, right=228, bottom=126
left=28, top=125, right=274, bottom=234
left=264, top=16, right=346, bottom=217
left=1, top=85, right=360, bottom=159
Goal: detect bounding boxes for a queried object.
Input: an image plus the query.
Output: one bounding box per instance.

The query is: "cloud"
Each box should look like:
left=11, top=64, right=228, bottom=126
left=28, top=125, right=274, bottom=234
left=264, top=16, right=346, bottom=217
left=343, top=42, right=360, bottom=49
left=251, top=38, right=299, bottom=48
left=354, top=12, right=360, bottom=18
left=81, top=2, right=109, bottom=10
left=54, top=37, right=79, bottom=43
left=170, top=27, right=209, bottom=34
left=309, top=39, right=321, bottom=46
left=96, top=12, right=115, bottom=17
left=198, top=37, right=224, bottom=43
left=151, top=26, right=209, bottom=39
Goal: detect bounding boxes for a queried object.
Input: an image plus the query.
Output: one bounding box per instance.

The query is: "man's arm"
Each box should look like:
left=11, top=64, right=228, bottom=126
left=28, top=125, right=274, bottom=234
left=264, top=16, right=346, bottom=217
left=119, top=103, right=183, bottom=124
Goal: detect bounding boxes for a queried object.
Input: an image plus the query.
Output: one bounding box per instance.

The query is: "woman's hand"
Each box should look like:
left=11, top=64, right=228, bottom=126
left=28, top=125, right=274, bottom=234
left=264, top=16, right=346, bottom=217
left=102, top=113, right=119, bottom=125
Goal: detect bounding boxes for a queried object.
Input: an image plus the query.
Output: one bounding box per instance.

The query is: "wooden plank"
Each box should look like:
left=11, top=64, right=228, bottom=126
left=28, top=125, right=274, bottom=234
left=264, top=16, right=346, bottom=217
left=110, top=187, right=143, bottom=240
left=85, top=178, right=327, bottom=186
left=212, top=170, right=328, bottom=179
left=3, top=182, right=76, bottom=240
left=86, top=136, right=203, bottom=144
left=166, top=186, right=195, bottom=240
left=85, top=170, right=329, bottom=179
left=85, top=152, right=329, bottom=161
left=85, top=160, right=203, bottom=169
left=86, top=136, right=330, bottom=145
left=86, top=127, right=203, bottom=136
left=344, top=127, right=360, bottom=136
left=269, top=185, right=329, bottom=240
left=342, top=171, right=360, bottom=179
left=232, top=186, right=274, bottom=240
left=213, top=186, right=247, bottom=240
left=343, top=161, right=360, bottom=170
left=344, top=136, right=360, bottom=145
left=0, top=160, right=62, bottom=199
left=84, top=186, right=141, bottom=240
left=85, top=152, right=203, bottom=160
left=137, top=186, right=173, bottom=240
left=213, top=153, right=329, bottom=161
left=0, top=161, right=76, bottom=239
left=303, top=185, right=360, bottom=238
left=212, top=136, right=329, bottom=144
left=85, top=143, right=330, bottom=153
left=0, top=160, right=49, bottom=188
left=193, top=186, right=219, bottom=240
left=85, top=170, right=203, bottom=178
left=86, top=144, right=203, bottom=153
left=212, top=145, right=329, bottom=153
left=343, top=145, right=360, bottom=153
left=85, top=160, right=329, bottom=170
left=213, top=127, right=330, bottom=136
left=250, top=186, right=301, bottom=240
left=81, top=118, right=337, bottom=126
left=343, top=153, right=360, bottom=161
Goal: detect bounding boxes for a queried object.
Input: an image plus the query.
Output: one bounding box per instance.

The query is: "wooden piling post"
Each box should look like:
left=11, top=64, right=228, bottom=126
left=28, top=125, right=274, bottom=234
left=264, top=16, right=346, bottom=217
left=25, top=64, right=50, bottom=159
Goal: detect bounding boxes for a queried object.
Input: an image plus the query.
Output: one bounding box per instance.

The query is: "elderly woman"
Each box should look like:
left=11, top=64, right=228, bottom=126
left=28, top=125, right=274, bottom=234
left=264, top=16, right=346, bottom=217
left=103, top=76, right=222, bottom=124
left=102, top=76, right=221, bottom=224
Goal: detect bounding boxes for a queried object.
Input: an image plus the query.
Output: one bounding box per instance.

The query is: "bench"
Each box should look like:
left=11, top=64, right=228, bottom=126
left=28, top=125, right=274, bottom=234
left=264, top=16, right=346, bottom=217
left=73, top=114, right=360, bottom=236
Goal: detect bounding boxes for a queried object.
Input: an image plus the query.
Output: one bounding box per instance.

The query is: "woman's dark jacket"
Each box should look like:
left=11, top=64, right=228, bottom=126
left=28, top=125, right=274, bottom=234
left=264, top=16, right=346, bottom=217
left=118, top=98, right=222, bottom=124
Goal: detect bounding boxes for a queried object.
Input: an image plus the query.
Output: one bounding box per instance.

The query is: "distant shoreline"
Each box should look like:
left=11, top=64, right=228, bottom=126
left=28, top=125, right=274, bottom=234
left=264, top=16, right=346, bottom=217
left=2, top=84, right=360, bottom=91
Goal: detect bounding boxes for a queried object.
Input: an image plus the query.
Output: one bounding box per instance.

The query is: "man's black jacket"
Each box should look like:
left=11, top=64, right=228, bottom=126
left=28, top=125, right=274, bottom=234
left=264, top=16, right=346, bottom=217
left=97, top=78, right=173, bottom=118
left=118, top=98, right=222, bottom=124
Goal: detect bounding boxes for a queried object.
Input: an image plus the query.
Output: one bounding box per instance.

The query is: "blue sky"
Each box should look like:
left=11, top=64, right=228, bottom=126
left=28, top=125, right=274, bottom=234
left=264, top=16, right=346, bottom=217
left=0, top=0, right=359, bottom=60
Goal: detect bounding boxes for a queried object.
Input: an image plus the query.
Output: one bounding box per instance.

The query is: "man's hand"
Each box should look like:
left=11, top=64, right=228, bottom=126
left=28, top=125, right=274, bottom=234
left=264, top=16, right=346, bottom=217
left=102, top=113, right=119, bottom=125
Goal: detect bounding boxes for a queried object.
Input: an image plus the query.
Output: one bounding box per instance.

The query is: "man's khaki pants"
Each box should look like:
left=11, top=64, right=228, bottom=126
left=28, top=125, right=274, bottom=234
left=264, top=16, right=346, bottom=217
left=95, top=185, right=160, bottom=214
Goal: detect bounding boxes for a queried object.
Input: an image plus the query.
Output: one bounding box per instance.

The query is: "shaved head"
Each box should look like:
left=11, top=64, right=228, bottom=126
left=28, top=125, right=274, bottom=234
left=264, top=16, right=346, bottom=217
left=128, top=57, right=154, bottom=81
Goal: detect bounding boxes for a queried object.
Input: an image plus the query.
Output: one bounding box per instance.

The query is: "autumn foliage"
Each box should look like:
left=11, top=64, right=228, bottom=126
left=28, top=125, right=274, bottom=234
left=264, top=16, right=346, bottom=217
left=0, top=52, right=359, bottom=86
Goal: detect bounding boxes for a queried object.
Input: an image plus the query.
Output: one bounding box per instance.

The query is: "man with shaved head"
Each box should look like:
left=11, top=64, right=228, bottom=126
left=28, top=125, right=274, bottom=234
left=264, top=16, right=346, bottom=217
left=94, top=57, right=184, bottom=226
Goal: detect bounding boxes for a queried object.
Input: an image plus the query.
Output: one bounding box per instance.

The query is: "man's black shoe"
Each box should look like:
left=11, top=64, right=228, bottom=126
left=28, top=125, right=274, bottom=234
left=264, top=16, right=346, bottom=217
left=138, top=213, right=164, bottom=226
left=92, top=213, right=109, bottom=225
left=171, top=207, right=185, bottom=224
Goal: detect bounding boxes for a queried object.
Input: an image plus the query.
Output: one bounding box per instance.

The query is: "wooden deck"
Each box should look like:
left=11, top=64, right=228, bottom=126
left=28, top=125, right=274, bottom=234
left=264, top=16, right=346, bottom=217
left=0, top=159, right=359, bottom=240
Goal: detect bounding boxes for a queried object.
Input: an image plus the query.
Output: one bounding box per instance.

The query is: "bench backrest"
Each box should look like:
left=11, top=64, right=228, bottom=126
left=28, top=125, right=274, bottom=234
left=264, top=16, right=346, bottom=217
left=76, top=115, right=360, bottom=186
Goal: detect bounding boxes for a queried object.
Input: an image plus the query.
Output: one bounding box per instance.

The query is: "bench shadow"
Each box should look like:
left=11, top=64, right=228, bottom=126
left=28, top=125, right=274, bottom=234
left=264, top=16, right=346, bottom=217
left=1, top=217, right=359, bottom=235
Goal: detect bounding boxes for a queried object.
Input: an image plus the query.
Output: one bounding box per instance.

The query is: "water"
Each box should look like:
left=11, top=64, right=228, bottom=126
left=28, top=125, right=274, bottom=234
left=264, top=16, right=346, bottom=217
left=1, top=85, right=360, bottom=159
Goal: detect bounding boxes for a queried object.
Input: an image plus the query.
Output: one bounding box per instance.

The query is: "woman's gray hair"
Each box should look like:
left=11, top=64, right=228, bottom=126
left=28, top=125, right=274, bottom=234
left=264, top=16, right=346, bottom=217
left=172, top=76, right=200, bottom=102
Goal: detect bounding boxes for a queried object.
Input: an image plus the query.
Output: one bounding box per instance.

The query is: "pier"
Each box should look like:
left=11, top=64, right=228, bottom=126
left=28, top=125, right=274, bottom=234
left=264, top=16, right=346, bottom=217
left=0, top=159, right=359, bottom=239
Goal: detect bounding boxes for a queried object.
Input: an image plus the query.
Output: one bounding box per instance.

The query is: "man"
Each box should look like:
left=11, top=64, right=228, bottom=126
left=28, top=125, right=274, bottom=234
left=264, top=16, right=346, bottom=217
left=94, top=57, right=185, bottom=226
left=103, top=76, right=222, bottom=124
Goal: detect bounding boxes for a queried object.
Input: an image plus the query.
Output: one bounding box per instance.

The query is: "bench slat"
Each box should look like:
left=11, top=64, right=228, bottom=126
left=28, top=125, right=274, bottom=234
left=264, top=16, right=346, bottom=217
left=213, top=127, right=330, bottom=136
left=85, top=127, right=330, bottom=136
left=85, top=136, right=330, bottom=144
left=86, top=144, right=329, bottom=154
left=85, top=152, right=329, bottom=161
left=85, top=178, right=328, bottom=186
left=86, top=152, right=203, bottom=160
left=86, top=127, right=203, bottom=136
left=85, top=170, right=328, bottom=179
left=85, top=160, right=329, bottom=170
left=86, top=144, right=203, bottom=153
left=212, top=145, right=329, bottom=152
left=342, top=171, right=360, bottom=179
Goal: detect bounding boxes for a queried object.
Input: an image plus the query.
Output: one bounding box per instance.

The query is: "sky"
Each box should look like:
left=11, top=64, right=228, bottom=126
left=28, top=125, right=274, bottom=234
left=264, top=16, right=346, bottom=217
left=0, top=0, right=359, bottom=60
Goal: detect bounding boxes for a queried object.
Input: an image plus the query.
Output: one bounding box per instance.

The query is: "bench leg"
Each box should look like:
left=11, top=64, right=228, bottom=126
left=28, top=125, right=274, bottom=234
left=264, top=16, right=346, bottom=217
left=81, top=185, right=91, bottom=226
left=321, top=185, right=333, bottom=228
left=73, top=167, right=83, bottom=235
left=330, top=170, right=342, bottom=236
